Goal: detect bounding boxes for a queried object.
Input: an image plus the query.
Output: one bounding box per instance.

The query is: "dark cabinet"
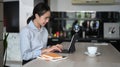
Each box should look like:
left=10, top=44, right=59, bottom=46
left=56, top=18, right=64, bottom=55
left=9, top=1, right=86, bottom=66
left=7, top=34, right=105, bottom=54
left=4, top=1, right=19, bottom=32
left=110, top=41, right=120, bottom=52
left=47, top=11, right=120, bottom=49
left=96, top=12, right=120, bottom=22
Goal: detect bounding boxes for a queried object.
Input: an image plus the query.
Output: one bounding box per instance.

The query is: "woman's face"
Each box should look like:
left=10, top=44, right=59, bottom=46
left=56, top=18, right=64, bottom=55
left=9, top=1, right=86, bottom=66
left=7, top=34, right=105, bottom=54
left=36, top=11, right=51, bottom=27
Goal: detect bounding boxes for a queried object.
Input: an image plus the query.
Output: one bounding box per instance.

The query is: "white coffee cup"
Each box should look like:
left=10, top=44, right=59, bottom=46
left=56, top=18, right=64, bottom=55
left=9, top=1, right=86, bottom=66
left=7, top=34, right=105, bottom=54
left=87, top=46, right=97, bottom=56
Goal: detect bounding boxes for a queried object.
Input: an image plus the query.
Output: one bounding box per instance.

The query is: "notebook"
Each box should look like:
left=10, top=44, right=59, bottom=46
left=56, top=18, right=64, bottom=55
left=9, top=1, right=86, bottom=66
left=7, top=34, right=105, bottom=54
left=55, top=34, right=77, bottom=53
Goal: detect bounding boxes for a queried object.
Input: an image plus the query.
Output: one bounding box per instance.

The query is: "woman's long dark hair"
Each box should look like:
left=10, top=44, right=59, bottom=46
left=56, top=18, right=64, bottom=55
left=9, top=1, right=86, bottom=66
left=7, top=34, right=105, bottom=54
left=27, top=3, right=50, bottom=24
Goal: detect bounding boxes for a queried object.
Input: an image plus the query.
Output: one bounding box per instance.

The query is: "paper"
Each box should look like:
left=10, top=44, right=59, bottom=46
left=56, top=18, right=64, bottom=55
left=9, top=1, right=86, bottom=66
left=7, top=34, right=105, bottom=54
left=38, top=56, right=67, bottom=62
left=94, top=43, right=108, bottom=45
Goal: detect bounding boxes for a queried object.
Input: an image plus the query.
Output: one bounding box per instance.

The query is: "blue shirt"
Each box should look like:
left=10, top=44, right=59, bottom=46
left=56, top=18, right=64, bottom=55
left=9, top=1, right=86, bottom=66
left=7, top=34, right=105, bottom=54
left=20, top=21, right=48, bottom=60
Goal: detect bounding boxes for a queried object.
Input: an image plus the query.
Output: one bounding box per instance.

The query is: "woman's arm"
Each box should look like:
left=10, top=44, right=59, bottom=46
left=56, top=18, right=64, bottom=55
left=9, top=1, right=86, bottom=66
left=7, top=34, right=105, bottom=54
left=20, top=29, right=41, bottom=60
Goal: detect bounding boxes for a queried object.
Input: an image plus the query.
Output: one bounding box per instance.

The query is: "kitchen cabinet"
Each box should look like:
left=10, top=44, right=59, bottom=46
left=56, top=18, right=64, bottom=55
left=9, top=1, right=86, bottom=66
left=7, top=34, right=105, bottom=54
left=47, top=11, right=120, bottom=51
left=48, top=11, right=103, bottom=40
left=100, top=0, right=115, bottom=4
left=48, top=11, right=120, bottom=40
left=72, top=0, right=115, bottom=5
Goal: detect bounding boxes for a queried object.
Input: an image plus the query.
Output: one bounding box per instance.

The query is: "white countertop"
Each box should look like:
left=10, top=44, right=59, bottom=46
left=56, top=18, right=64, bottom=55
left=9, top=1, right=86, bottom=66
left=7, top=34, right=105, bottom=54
left=23, top=42, right=120, bottom=67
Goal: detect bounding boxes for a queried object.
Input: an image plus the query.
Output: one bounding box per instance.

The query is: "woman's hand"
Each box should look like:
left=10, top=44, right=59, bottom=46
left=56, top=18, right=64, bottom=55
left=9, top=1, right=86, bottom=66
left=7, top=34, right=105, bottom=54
left=41, top=44, right=63, bottom=54
left=51, top=44, right=63, bottom=52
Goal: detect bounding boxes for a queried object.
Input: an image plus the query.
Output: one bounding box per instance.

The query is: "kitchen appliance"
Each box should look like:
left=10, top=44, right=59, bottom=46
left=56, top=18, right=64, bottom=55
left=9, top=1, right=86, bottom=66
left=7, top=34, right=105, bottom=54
left=82, top=20, right=101, bottom=38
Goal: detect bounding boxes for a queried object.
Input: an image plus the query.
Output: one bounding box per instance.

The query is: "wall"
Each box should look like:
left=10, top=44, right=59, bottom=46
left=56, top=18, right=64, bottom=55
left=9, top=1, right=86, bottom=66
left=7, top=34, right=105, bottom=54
left=19, top=0, right=44, bottom=31
left=50, top=0, right=120, bottom=12
left=6, top=33, right=21, bottom=61
left=19, top=0, right=33, bottom=31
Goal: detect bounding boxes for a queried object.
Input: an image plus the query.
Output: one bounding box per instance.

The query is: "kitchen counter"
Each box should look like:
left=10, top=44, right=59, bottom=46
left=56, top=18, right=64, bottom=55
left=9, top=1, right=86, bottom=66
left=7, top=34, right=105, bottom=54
left=23, top=42, right=120, bottom=67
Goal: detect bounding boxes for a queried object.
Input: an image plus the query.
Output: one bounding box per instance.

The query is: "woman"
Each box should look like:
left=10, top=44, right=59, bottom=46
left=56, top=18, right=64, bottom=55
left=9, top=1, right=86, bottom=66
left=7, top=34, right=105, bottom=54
left=20, top=3, right=62, bottom=65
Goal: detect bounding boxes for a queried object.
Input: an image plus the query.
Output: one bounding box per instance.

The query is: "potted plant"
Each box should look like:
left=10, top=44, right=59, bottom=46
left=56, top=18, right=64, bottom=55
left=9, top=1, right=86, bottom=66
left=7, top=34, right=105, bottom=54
left=3, top=33, right=9, bottom=67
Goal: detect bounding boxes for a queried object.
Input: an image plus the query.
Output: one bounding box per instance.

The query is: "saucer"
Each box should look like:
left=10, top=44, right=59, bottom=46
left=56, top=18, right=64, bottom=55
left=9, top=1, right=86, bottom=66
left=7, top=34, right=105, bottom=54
left=84, top=52, right=101, bottom=57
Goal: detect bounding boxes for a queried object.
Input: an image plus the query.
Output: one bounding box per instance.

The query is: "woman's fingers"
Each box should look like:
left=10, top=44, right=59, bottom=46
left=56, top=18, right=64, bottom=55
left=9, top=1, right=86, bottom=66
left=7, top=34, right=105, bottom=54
left=56, top=44, right=63, bottom=50
left=51, top=45, right=62, bottom=52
